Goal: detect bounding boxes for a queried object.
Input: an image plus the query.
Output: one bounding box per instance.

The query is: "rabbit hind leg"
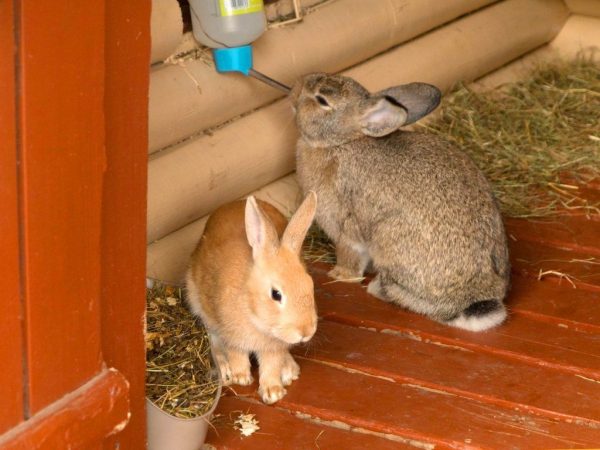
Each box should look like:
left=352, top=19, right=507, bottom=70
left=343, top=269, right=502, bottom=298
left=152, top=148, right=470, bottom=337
left=329, top=240, right=370, bottom=282
left=366, top=273, right=392, bottom=302
left=368, top=272, right=447, bottom=318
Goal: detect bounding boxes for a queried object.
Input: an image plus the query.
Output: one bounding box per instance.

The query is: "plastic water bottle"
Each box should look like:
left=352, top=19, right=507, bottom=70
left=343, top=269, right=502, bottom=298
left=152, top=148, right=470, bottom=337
left=189, top=0, right=290, bottom=93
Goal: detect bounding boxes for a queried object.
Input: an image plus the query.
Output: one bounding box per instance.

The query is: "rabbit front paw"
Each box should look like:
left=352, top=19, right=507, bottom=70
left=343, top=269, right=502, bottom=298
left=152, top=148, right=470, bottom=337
left=258, top=383, right=287, bottom=404
left=216, top=360, right=233, bottom=386
left=231, top=371, right=254, bottom=386
left=226, top=350, right=253, bottom=386
left=281, top=354, right=300, bottom=386
left=328, top=265, right=364, bottom=282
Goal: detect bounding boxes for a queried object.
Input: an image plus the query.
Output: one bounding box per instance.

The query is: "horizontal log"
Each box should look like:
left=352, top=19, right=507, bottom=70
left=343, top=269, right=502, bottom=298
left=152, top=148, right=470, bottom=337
left=148, top=99, right=297, bottom=243
left=344, top=0, right=568, bottom=92
left=150, top=0, right=183, bottom=64
left=147, top=0, right=569, bottom=244
left=565, top=0, right=600, bottom=17
left=548, top=14, right=600, bottom=56
left=148, top=0, right=496, bottom=153
left=265, top=0, right=324, bottom=22
left=474, top=14, right=600, bottom=90
left=147, top=174, right=302, bottom=283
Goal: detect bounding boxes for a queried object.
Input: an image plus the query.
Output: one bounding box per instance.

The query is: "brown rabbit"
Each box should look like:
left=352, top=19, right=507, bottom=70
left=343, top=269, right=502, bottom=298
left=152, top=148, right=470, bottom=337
left=292, top=73, right=509, bottom=332
left=185, top=192, right=318, bottom=404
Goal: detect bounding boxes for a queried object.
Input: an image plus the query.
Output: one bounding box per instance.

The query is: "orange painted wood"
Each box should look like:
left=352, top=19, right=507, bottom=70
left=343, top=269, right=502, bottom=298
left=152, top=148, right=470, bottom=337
left=314, top=268, right=600, bottom=377
left=0, top=369, right=129, bottom=450
left=297, top=320, right=600, bottom=425
left=101, top=0, right=151, bottom=447
left=506, top=216, right=600, bottom=257
left=510, top=239, right=600, bottom=291
left=221, top=360, right=600, bottom=449
left=18, top=2, right=105, bottom=412
left=509, top=275, right=600, bottom=331
left=0, top=0, right=25, bottom=434
left=207, top=396, right=411, bottom=449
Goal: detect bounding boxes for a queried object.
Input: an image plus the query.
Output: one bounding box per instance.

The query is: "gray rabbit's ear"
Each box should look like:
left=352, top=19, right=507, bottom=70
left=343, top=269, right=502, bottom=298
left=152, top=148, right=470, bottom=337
left=359, top=97, right=408, bottom=137
left=376, top=82, right=441, bottom=126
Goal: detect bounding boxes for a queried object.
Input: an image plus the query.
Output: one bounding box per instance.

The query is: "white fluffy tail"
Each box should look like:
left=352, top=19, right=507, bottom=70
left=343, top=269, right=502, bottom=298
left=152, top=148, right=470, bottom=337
left=445, top=300, right=507, bottom=332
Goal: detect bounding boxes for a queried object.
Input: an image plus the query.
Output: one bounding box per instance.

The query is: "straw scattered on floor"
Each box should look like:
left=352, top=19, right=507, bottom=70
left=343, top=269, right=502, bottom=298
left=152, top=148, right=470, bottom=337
left=146, top=283, right=220, bottom=419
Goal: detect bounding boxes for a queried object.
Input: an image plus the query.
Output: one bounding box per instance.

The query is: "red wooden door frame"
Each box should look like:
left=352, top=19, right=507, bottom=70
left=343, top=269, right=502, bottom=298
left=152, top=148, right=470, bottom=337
left=101, top=1, right=151, bottom=447
left=0, top=1, right=149, bottom=447
left=0, top=0, right=25, bottom=435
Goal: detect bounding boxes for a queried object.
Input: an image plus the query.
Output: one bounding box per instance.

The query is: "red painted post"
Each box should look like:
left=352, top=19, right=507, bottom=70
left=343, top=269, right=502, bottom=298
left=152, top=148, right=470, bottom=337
left=0, top=0, right=25, bottom=434
left=17, top=1, right=106, bottom=413
left=101, top=0, right=151, bottom=447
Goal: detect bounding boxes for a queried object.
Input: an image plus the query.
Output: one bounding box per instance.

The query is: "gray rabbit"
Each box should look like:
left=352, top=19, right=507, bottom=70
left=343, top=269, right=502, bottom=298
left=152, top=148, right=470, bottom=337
left=292, top=73, right=509, bottom=331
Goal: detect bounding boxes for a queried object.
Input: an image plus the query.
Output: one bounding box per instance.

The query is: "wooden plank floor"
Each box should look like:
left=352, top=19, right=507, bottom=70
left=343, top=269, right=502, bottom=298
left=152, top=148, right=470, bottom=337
left=206, top=186, right=600, bottom=449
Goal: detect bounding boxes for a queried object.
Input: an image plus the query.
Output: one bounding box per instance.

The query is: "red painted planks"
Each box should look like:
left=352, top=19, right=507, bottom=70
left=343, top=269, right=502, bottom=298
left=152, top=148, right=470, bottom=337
left=506, top=216, right=600, bottom=257
left=18, top=2, right=105, bottom=412
left=510, top=239, right=600, bottom=291
left=101, top=0, right=151, bottom=447
left=0, top=369, right=129, bottom=450
left=297, top=320, right=600, bottom=425
left=509, top=275, right=600, bottom=331
left=207, top=396, right=411, bottom=449
left=225, top=360, right=600, bottom=449
left=312, top=268, right=600, bottom=378
left=0, top=0, right=25, bottom=434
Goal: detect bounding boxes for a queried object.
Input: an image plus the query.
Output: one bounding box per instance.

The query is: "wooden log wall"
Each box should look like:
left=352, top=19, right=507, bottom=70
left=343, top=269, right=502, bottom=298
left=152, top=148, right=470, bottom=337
left=149, top=0, right=497, bottom=153
left=151, top=0, right=183, bottom=64
left=146, top=0, right=598, bottom=283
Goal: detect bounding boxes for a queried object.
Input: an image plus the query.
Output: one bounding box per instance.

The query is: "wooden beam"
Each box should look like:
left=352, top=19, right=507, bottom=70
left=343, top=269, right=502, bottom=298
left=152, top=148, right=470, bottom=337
left=18, top=1, right=106, bottom=413
left=0, top=369, right=130, bottom=450
left=101, top=0, right=151, bottom=447
left=0, top=0, right=25, bottom=433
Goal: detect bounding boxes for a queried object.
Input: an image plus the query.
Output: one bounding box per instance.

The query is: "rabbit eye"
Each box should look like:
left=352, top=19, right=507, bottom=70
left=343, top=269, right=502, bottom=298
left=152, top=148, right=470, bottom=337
left=271, top=288, right=282, bottom=302
left=315, top=95, right=331, bottom=109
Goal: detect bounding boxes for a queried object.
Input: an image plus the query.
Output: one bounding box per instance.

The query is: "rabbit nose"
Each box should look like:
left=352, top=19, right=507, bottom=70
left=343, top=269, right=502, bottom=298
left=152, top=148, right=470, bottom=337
left=300, top=324, right=317, bottom=342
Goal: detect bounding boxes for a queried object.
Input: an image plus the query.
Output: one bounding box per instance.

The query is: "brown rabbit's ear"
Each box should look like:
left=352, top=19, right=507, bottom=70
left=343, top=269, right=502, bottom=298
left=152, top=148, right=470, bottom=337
left=359, top=97, right=408, bottom=137
left=245, top=196, right=279, bottom=260
left=376, top=82, right=441, bottom=126
left=281, top=191, right=317, bottom=255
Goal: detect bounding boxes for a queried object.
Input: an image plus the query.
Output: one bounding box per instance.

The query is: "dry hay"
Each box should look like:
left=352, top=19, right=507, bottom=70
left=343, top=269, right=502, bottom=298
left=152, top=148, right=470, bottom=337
left=302, top=223, right=337, bottom=264
left=421, top=58, right=600, bottom=218
left=146, top=282, right=220, bottom=419
left=303, top=59, right=600, bottom=263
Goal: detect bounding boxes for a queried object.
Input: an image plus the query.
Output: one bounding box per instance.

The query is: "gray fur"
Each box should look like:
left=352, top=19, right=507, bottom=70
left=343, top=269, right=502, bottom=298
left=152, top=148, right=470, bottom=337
left=292, top=73, right=510, bottom=330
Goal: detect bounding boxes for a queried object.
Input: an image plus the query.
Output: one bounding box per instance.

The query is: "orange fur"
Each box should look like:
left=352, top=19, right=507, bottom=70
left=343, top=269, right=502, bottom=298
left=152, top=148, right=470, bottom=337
left=186, top=193, right=317, bottom=404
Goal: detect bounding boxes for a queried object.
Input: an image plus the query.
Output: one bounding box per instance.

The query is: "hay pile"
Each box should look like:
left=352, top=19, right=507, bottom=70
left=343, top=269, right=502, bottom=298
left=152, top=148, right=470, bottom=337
left=146, top=283, right=220, bottom=419
left=303, top=60, right=600, bottom=262
left=421, top=59, right=600, bottom=218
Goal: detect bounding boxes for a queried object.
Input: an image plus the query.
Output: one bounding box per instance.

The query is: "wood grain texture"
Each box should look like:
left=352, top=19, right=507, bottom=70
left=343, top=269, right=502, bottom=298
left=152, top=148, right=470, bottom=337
left=0, top=0, right=25, bottom=434
left=208, top=396, right=416, bottom=449
left=101, top=0, right=151, bottom=447
left=0, top=369, right=129, bottom=450
left=18, top=1, right=105, bottom=413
